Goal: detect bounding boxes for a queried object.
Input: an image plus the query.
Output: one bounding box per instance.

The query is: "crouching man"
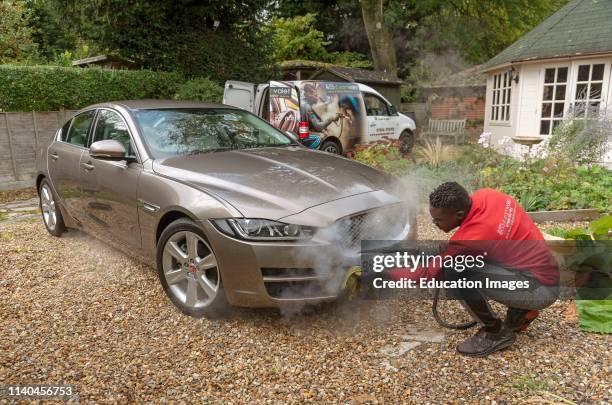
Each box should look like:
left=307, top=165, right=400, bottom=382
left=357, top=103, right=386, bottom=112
left=376, top=182, right=560, bottom=357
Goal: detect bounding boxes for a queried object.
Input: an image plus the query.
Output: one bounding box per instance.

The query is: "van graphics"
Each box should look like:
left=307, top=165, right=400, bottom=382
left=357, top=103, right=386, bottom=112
left=269, top=81, right=300, bottom=135
left=270, top=87, right=292, bottom=98
left=297, top=81, right=366, bottom=152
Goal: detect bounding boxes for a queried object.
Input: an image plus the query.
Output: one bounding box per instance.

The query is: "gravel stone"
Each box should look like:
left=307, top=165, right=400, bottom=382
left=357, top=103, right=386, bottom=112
left=1, top=218, right=610, bottom=403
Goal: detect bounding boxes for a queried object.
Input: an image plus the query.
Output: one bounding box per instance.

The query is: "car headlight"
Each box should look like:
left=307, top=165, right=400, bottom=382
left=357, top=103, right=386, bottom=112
left=211, top=218, right=314, bottom=241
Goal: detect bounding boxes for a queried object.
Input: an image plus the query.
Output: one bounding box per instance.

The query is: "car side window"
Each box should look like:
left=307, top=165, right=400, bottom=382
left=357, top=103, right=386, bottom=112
left=93, top=109, right=133, bottom=154
left=65, top=110, right=95, bottom=147
left=364, top=94, right=389, bottom=117
left=59, top=120, right=71, bottom=141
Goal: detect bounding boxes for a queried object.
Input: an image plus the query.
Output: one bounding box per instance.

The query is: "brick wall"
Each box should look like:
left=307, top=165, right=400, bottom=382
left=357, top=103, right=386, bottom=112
left=0, top=110, right=75, bottom=190
left=430, top=96, right=485, bottom=138
left=430, top=96, right=485, bottom=120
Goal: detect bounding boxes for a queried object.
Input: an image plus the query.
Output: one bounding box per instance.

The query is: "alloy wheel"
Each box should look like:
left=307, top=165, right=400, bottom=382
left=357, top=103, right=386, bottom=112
left=162, top=231, right=220, bottom=309
left=40, top=184, right=57, bottom=231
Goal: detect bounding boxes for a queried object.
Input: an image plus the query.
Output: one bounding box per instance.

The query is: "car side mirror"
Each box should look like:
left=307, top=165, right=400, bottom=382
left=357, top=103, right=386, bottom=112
left=90, top=139, right=127, bottom=160
left=388, top=105, right=398, bottom=115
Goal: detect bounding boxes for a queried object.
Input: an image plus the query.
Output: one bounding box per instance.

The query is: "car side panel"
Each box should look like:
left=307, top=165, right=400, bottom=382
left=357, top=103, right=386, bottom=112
left=47, top=141, right=85, bottom=222
left=79, top=156, right=143, bottom=249
left=136, top=168, right=242, bottom=267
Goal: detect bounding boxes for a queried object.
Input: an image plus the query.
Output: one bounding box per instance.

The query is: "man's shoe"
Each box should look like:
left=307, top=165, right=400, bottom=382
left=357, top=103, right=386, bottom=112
left=456, top=324, right=516, bottom=357
left=505, top=308, right=540, bottom=332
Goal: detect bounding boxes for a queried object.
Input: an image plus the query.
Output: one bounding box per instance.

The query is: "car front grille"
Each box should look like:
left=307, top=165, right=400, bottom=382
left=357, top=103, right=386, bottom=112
left=337, top=204, right=409, bottom=249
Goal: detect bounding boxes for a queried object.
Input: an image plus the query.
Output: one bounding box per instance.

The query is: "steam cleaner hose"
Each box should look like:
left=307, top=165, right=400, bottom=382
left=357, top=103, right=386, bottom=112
left=432, top=288, right=477, bottom=330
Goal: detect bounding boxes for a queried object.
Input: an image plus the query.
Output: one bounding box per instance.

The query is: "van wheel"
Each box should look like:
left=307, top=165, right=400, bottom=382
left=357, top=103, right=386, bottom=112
left=399, top=130, right=415, bottom=155
left=157, top=218, right=230, bottom=318
left=321, top=140, right=342, bottom=155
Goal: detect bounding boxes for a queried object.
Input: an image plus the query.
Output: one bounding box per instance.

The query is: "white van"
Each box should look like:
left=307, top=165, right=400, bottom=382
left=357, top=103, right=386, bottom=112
left=223, top=80, right=416, bottom=155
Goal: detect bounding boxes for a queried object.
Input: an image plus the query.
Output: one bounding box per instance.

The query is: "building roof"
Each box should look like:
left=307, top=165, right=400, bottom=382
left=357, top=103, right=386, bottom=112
left=72, top=54, right=136, bottom=68
left=280, top=59, right=405, bottom=85
left=485, top=0, right=612, bottom=70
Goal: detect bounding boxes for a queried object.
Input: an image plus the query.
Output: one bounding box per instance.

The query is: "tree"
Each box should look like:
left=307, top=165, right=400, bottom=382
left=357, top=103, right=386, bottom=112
left=42, top=0, right=275, bottom=82
left=25, top=0, right=77, bottom=61
left=266, top=13, right=332, bottom=62
left=274, top=0, right=567, bottom=81
left=264, top=13, right=372, bottom=68
left=360, top=0, right=397, bottom=75
left=0, top=0, right=38, bottom=63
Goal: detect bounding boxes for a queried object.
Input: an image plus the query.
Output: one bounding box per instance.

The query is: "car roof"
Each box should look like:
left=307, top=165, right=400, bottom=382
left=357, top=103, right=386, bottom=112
left=86, top=99, right=236, bottom=111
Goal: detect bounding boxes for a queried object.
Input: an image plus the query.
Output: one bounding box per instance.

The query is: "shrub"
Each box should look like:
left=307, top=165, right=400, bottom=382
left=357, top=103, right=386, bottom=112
left=415, top=137, right=457, bottom=169
left=173, top=78, right=223, bottom=103
left=547, top=113, right=611, bottom=165
left=0, top=65, right=183, bottom=111
left=352, top=140, right=412, bottom=176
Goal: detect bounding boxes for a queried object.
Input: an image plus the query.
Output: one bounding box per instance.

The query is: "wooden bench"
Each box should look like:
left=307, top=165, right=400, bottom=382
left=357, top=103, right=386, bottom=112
left=424, top=119, right=466, bottom=145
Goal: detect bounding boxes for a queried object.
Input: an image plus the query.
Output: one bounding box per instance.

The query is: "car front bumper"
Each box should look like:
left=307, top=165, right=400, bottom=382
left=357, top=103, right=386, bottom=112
left=202, top=221, right=361, bottom=308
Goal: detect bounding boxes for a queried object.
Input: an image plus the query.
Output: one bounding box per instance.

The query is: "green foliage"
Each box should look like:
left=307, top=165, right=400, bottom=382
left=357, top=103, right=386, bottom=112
left=352, top=140, right=611, bottom=213
left=415, top=137, right=457, bottom=169
left=173, top=78, right=223, bottom=103
left=0, top=65, right=182, bottom=112
left=0, top=1, right=39, bottom=63
left=352, top=142, right=412, bottom=176
left=557, top=216, right=612, bottom=241
left=26, top=0, right=78, bottom=61
left=265, top=13, right=372, bottom=68
left=408, top=0, right=568, bottom=65
left=42, top=0, right=274, bottom=82
left=267, top=13, right=331, bottom=62
left=330, top=51, right=373, bottom=69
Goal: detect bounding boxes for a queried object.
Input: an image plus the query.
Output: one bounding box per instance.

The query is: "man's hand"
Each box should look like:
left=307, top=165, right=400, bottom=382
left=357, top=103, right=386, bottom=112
left=332, top=112, right=344, bottom=122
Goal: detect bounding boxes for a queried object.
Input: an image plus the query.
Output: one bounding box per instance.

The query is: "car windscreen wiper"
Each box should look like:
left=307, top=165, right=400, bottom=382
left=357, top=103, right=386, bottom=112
left=188, top=147, right=233, bottom=155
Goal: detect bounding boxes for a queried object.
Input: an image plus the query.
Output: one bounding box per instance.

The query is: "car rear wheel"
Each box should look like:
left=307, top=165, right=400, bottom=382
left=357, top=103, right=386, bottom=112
left=321, top=140, right=342, bottom=155
left=399, top=130, right=415, bottom=155
left=157, top=218, right=229, bottom=318
left=39, top=179, right=66, bottom=236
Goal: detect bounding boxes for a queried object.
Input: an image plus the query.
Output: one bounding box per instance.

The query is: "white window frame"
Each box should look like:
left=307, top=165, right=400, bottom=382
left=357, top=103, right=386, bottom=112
left=538, top=65, right=570, bottom=136
left=490, top=71, right=512, bottom=123
left=569, top=60, right=610, bottom=120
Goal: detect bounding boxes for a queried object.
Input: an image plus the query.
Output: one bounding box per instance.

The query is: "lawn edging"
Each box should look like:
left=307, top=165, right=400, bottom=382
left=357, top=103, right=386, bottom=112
left=527, top=208, right=601, bottom=223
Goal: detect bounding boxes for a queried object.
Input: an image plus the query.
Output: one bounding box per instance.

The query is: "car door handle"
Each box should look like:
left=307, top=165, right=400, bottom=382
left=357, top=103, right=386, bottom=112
left=49, top=153, right=59, bottom=161
left=81, top=162, right=95, bottom=171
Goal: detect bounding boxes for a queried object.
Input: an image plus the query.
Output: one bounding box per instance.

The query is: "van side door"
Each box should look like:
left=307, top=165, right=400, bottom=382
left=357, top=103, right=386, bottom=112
left=223, top=81, right=256, bottom=113
left=363, top=92, right=398, bottom=143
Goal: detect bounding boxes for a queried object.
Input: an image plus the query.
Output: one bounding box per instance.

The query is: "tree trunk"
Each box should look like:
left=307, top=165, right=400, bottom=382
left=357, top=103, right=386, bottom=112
left=360, top=0, right=397, bottom=76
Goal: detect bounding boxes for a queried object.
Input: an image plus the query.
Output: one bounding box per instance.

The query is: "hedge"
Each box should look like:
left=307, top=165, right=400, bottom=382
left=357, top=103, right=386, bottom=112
left=0, top=65, right=184, bottom=112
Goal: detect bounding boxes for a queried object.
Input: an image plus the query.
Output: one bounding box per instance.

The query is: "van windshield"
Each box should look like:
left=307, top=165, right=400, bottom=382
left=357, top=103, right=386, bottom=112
left=132, top=108, right=294, bottom=158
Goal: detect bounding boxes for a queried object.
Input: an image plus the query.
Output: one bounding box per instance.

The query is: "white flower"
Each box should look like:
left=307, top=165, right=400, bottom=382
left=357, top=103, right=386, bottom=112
left=478, top=132, right=492, bottom=148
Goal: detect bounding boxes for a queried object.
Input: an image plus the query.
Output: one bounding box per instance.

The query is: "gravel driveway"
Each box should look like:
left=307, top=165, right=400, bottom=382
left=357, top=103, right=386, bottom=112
left=1, top=217, right=610, bottom=403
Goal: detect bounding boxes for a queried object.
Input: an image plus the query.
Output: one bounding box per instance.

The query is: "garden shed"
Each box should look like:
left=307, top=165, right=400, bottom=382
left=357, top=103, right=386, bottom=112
left=280, top=60, right=405, bottom=106
left=482, top=0, right=612, bottom=164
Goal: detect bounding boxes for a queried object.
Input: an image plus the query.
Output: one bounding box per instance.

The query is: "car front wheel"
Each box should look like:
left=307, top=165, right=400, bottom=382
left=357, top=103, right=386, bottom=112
left=156, top=218, right=229, bottom=318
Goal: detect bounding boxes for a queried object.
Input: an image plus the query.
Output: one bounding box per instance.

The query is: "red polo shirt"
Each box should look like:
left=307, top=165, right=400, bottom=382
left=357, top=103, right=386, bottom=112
left=389, top=188, right=559, bottom=285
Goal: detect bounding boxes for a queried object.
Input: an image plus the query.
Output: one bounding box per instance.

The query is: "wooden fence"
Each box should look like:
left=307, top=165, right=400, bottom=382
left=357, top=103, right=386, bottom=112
left=0, top=110, right=76, bottom=190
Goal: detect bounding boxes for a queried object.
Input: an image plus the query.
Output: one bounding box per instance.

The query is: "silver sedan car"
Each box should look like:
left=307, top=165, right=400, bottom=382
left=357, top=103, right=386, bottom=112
left=36, top=100, right=414, bottom=317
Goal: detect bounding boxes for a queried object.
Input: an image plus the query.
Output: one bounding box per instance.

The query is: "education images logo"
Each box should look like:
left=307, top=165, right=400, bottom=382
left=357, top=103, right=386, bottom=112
left=369, top=251, right=532, bottom=291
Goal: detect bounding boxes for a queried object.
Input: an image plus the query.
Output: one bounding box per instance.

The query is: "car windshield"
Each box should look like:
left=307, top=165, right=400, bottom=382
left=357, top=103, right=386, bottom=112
left=132, top=108, right=294, bottom=158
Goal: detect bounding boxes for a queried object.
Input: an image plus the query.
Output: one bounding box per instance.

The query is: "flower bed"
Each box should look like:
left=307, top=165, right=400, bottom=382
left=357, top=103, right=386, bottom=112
left=352, top=135, right=611, bottom=213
